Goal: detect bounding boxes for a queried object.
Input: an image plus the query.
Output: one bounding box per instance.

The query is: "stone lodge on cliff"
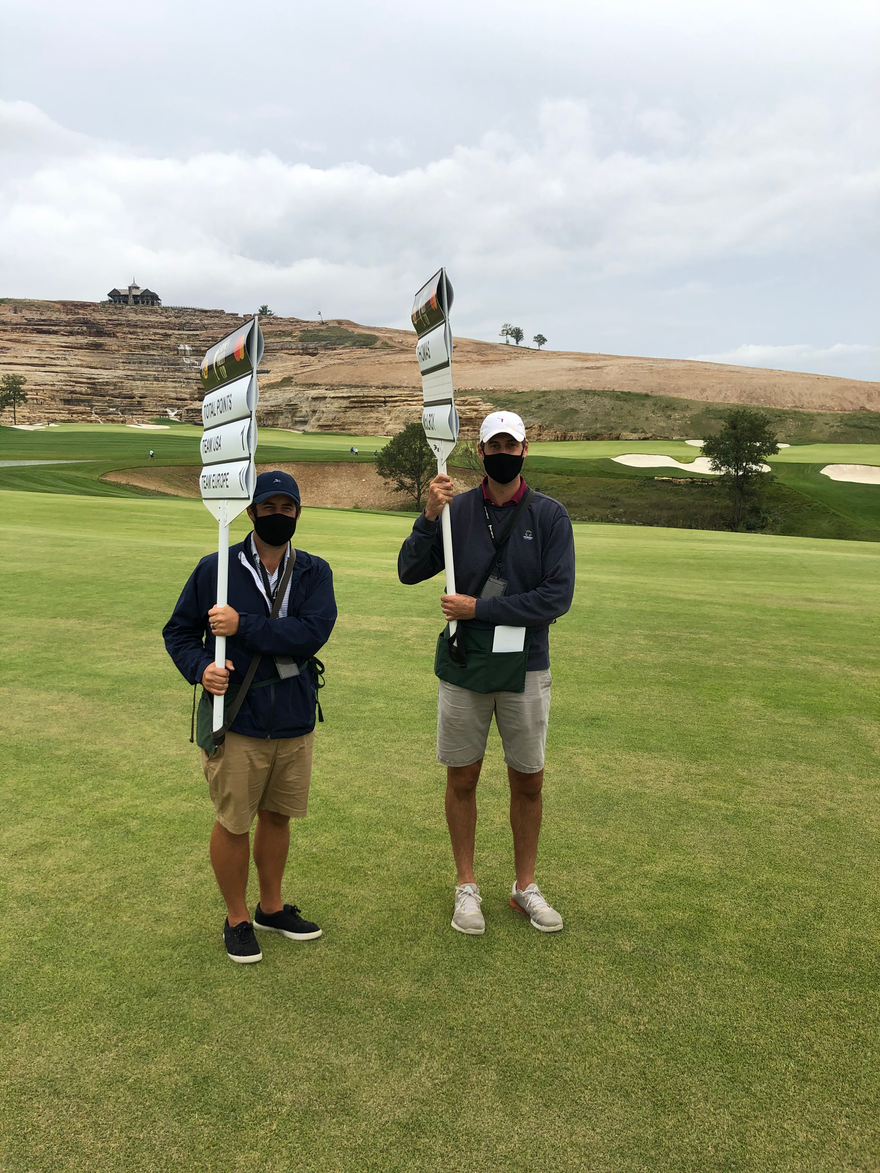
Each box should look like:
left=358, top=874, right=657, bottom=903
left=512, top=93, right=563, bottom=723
left=107, top=280, right=161, bottom=307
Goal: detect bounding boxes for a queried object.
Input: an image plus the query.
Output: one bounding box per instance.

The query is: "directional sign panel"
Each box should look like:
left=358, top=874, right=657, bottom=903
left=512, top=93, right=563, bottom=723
left=422, top=401, right=458, bottom=443
left=199, top=460, right=256, bottom=500
left=201, top=374, right=257, bottom=430
left=200, top=417, right=255, bottom=465
left=200, top=320, right=265, bottom=393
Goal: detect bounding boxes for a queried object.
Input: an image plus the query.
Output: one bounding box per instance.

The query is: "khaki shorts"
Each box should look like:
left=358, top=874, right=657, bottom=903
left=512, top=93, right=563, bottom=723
left=201, top=730, right=314, bottom=834
left=437, top=670, right=552, bottom=774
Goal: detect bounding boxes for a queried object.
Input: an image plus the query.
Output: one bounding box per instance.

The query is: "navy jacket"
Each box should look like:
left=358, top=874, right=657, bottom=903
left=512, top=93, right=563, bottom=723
left=163, top=539, right=337, bottom=739
left=397, top=483, right=575, bottom=671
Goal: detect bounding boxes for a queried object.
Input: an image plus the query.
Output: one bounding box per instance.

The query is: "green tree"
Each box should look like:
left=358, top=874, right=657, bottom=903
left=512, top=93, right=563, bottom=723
left=0, top=374, right=27, bottom=424
left=533, top=334, right=547, bottom=349
left=257, top=305, right=275, bottom=317
left=500, top=323, right=512, bottom=344
left=450, top=437, right=484, bottom=475
left=702, top=408, right=780, bottom=530
left=375, top=422, right=436, bottom=510
left=509, top=326, right=524, bottom=346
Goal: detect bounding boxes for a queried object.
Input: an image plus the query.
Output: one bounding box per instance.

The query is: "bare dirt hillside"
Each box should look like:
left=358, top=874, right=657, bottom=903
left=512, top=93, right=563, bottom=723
left=1, top=299, right=877, bottom=436
left=102, top=461, right=480, bottom=509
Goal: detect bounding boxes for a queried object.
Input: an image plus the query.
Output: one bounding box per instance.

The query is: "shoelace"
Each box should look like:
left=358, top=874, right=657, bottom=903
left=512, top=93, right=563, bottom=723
left=456, top=886, right=482, bottom=912
left=520, top=886, right=550, bottom=912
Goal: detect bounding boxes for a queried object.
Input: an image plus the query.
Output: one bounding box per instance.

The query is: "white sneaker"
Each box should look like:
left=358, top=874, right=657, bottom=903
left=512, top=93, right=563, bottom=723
left=510, top=882, right=563, bottom=932
left=452, top=883, right=485, bottom=935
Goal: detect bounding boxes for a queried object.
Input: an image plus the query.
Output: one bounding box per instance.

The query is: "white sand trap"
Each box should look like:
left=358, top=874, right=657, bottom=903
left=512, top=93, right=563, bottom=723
left=685, top=438, right=788, bottom=449
left=820, top=464, right=880, bottom=485
left=126, top=423, right=170, bottom=430
left=10, top=423, right=47, bottom=430
left=614, top=454, right=719, bottom=474
left=613, top=453, right=772, bottom=475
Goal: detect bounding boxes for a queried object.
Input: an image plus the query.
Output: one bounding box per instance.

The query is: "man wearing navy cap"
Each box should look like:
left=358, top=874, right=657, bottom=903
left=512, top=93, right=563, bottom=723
left=164, top=470, right=337, bottom=964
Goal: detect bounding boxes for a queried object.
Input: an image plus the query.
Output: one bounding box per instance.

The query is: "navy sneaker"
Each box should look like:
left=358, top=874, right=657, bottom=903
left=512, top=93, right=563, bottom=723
left=254, top=902, right=322, bottom=941
left=224, top=918, right=263, bottom=964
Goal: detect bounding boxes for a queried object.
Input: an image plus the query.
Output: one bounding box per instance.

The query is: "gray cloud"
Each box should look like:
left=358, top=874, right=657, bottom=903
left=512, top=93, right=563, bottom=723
left=1, top=0, right=877, bottom=379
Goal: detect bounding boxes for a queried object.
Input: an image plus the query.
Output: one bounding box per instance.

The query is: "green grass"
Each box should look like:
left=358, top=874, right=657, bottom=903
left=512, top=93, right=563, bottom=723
left=3, top=427, right=877, bottom=541
left=0, top=426, right=389, bottom=496
left=2, top=492, right=879, bottom=1171
left=493, top=387, right=880, bottom=444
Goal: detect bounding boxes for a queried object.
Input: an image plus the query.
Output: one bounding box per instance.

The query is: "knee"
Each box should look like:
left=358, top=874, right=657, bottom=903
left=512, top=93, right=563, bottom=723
left=509, top=767, right=543, bottom=800
left=447, top=762, right=481, bottom=798
left=257, top=809, right=290, bottom=828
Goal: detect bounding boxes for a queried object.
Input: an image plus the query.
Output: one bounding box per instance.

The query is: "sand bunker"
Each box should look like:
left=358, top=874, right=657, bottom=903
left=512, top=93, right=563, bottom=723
left=126, top=423, right=170, bottom=430
left=685, top=439, right=788, bottom=449
left=613, top=454, right=771, bottom=475
left=819, top=464, right=880, bottom=485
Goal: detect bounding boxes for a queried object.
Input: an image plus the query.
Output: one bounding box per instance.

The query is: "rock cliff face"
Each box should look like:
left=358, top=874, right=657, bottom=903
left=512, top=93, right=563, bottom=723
left=1, top=298, right=877, bottom=434
left=0, top=299, right=496, bottom=433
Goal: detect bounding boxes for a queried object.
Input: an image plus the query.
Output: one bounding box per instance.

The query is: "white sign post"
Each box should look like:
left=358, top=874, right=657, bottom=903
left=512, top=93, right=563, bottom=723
left=412, top=269, right=460, bottom=635
left=199, top=316, right=264, bottom=734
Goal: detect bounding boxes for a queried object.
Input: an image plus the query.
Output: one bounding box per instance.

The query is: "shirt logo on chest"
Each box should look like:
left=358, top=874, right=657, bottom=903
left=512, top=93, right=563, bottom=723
left=523, top=529, right=533, bottom=540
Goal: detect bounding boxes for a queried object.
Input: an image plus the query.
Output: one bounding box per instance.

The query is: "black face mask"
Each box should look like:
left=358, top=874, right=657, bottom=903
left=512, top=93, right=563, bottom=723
left=252, top=510, right=297, bottom=546
left=482, top=451, right=524, bottom=485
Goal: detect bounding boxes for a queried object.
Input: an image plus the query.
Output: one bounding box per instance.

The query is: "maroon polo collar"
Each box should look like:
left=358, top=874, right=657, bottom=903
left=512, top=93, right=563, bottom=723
left=481, top=476, right=528, bottom=507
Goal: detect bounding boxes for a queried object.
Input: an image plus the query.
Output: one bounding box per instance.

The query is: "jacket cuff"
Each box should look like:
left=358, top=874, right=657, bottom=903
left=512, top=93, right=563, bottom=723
left=473, top=597, right=494, bottom=622
left=414, top=512, right=440, bottom=533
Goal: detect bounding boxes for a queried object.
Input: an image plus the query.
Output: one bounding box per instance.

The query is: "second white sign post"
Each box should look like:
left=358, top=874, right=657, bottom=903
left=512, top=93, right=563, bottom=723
left=199, top=315, right=264, bottom=735
left=412, top=269, right=460, bottom=635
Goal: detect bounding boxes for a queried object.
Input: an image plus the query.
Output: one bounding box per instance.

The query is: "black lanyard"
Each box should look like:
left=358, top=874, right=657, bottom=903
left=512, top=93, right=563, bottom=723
left=249, top=538, right=288, bottom=607
left=482, top=487, right=526, bottom=547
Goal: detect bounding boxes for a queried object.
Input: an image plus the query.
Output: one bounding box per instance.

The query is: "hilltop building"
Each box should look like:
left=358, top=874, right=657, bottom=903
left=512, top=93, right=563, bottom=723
left=108, top=280, right=161, bottom=307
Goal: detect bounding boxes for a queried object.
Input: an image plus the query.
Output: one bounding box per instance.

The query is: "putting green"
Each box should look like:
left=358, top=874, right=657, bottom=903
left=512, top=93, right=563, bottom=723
left=2, top=490, right=879, bottom=1172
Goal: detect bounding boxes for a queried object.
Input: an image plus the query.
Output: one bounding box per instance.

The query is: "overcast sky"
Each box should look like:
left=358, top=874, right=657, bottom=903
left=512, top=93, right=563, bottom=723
left=1, top=0, right=878, bottom=379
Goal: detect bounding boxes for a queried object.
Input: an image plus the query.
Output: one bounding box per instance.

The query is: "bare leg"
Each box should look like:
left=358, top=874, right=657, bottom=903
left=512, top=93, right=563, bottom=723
left=445, top=760, right=483, bottom=884
left=508, top=766, right=543, bottom=890
left=253, top=809, right=291, bottom=915
left=209, top=820, right=251, bottom=925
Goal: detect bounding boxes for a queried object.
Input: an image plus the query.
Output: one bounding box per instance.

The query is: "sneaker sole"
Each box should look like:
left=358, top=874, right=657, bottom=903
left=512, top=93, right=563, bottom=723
left=254, top=923, right=322, bottom=941
left=509, top=898, right=563, bottom=933
left=451, top=917, right=485, bottom=935
left=226, top=948, right=263, bottom=963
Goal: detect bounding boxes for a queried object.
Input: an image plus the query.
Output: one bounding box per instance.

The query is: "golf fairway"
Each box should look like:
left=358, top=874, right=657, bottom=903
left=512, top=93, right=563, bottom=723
left=1, top=491, right=878, bottom=1172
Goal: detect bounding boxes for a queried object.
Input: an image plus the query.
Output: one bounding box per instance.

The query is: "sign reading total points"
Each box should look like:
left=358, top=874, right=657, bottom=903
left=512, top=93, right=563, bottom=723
left=198, top=320, right=263, bottom=516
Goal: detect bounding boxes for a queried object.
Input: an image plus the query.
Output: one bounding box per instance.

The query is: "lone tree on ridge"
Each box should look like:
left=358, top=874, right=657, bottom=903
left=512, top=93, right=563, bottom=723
left=533, top=334, right=547, bottom=349
left=702, top=408, right=779, bottom=530
left=257, top=305, right=275, bottom=316
left=500, top=323, right=512, bottom=344
left=509, top=326, right=524, bottom=346
left=0, top=374, right=27, bottom=425
left=375, top=422, right=436, bottom=510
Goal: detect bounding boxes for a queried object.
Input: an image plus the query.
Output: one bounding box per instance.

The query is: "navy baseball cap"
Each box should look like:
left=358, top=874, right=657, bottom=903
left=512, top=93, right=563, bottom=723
left=252, top=470, right=301, bottom=505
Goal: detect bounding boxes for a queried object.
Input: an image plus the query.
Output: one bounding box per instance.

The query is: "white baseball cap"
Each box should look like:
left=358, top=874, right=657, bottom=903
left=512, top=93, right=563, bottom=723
left=479, top=411, right=526, bottom=444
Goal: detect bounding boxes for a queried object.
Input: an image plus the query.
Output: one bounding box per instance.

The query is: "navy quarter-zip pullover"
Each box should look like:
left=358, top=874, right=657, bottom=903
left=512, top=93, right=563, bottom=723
left=398, top=483, right=575, bottom=671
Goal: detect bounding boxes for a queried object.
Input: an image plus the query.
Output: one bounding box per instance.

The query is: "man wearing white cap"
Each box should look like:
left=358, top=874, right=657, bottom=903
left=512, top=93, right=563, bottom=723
left=398, top=411, right=575, bottom=935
